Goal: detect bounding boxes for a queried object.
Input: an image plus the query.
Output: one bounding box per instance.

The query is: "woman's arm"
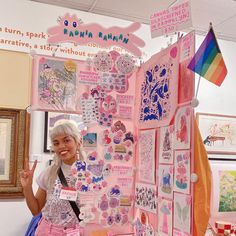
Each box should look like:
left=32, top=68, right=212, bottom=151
left=23, top=186, right=47, bottom=216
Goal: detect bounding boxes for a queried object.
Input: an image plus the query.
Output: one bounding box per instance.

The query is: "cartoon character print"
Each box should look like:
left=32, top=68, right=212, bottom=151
left=99, top=95, right=117, bottom=127
left=97, top=186, right=130, bottom=227
left=71, top=160, right=112, bottom=193
left=115, top=54, right=135, bottom=75
left=101, top=121, right=134, bottom=162
left=139, top=63, right=171, bottom=122
left=176, top=115, right=188, bottom=143
left=93, top=51, right=113, bottom=72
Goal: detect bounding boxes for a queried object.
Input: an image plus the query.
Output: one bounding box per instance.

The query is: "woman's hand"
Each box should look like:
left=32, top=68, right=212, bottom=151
left=20, top=159, right=37, bottom=189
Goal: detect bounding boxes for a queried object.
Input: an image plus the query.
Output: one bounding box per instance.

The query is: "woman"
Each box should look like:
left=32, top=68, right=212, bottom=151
left=20, top=122, right=84, bottom=235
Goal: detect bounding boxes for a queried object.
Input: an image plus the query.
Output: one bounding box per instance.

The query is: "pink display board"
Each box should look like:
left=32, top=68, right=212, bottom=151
left=31, top=31, right=198, bottom=235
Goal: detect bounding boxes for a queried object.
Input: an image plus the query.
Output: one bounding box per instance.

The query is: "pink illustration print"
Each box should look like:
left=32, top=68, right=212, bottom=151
left=176, top=115, right=188, bottom=144
left=47, top=13, right=145, bottom=56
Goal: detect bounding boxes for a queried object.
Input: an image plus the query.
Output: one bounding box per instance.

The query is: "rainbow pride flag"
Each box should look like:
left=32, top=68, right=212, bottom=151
left=188, top=27, right=227, bottom=86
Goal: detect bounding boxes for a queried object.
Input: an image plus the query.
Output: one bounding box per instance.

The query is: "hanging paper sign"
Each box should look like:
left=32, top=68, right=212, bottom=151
left=116, top=94, right=134, bottom=105
left=117, top=177, right=133, bottom=188
left=150, top=0, right=192, bottom=38
left=78, top=71, right=100, bottom=85
left=118, top=105, right=133, bottom=119
left=178, top=31, right=195, bottom=104
left=112, top=165, right=133, bottom=177
left=47, top=14, right=145, bottom=56
left=179, top=31, right=195, bottom=61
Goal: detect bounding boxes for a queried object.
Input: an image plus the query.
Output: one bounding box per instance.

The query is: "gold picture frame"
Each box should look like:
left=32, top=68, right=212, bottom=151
left=0, top=108, right=30, bottom=198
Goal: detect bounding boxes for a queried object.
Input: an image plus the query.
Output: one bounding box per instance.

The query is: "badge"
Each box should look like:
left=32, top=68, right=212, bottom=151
left=59, top=187, right=77, bottom=201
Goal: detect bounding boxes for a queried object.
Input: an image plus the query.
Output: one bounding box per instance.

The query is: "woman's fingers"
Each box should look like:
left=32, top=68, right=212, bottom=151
left=24, top=158, right=30, bottom=171
left=30, top=160, right=37, bottom=173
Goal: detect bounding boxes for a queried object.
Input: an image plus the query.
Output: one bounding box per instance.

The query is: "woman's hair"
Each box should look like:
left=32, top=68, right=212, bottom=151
left=47, top=121, right=85, bottom=190
left=50, top=121, right=82, bottom=145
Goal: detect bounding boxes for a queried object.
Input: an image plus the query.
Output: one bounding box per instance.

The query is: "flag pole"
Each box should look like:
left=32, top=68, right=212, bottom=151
left=195, top=75, right=201, bottom=98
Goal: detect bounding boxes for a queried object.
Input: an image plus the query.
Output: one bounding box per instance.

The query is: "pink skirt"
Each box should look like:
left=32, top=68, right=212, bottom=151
left=35, top=217, right=81, bottom=236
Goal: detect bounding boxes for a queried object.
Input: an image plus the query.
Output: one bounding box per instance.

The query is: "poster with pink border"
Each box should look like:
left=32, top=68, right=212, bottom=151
left=159, top=125, right=174, bottom=164
left=158, top=198, right=173, bottom=236
left=173, top=192, right=191, bottom=235
left=136, top=42, right=179, bottom=129
left=174, top=150, right=191, bottom=194
left=174, top=106, right=192, bottom=150
left=138, top=129, right=156, bottom=184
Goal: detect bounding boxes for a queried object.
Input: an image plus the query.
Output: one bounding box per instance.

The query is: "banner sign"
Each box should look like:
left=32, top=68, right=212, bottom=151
left=47, top=13, right=145, bottom=57
left=150, top=0, right=192, bottom=38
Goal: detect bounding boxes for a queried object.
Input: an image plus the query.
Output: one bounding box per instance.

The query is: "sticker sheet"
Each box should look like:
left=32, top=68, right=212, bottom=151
left=159, top=125, right=174, bottom=164
left=138, top=129, right=156, bottom=184
left=158, top=164, right=174, bottom=199
left=174, top=106, right=192, bottom=150
left=173, top=193, right=191, bottom=235
left=135, top=183, right=157, bottom=213
left=174, top=150, right=191, bottom=194
left=157, top=198, right=173, bottom=236
left=96, top=186, right=131, bottom=227
left=136, top=43, right=179, bottom=129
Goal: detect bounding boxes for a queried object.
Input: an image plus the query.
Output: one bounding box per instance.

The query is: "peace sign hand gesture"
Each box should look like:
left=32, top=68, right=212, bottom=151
left=20, top=159, right=37, bottom=189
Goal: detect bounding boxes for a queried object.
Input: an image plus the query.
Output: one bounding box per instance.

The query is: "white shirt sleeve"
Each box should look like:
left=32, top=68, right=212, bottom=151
left=36, top=166, right=52, bottom=191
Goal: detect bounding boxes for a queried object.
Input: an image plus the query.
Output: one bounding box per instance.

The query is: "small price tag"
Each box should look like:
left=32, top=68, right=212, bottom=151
left=59, top=187, right=77, bottom=201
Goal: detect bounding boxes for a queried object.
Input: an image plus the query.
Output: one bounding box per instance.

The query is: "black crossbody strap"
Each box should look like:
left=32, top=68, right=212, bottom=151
left=58, top=167, right=82, bottom=222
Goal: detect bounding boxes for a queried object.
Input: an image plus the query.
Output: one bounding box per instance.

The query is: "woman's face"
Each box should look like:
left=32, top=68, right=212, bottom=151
left=52, top=134, right=79, bottom=165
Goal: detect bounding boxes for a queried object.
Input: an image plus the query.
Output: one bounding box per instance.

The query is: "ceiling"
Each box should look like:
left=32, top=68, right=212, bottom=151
left=30, top=0, right=236, bottom=42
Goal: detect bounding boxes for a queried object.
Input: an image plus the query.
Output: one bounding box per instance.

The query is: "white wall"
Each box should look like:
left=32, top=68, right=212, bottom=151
left=0, top=0, right=235, bottom=235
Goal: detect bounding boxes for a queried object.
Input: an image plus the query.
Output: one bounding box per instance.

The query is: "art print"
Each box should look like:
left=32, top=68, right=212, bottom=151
left=173, top=193, right=191, bottom=235
left=210, top=162, right=236, bottom=220
left=32, top=56, right=78, bottom=112
left=218, top=170, right=236, bottom=212
left=135, top=183, right=157, bottom=213
left=159, top=125, right=174, bottom=164
left=197, top=113, right=236, bottom=155
left=138, top=129, right=156, bottom=184
left=136, top=43, right=179, bottom=129
left=178, top=32, right=195, bottom=104
left=83, top=133, right=97, bottom=148
left=174, top=150, right=191, bottom=194
left=158, top=165, right=174, bottom=198
left=174, top=106, right=192, bottom=150
left=157, top=198, right=173, bottom=236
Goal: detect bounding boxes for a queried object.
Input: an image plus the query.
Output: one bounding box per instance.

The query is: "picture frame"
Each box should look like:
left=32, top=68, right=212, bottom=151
left=196, top=112, right=236, bottom=158
left=210, top=161, right=236, bottom=222
left=0, top=108, right=30, bottom=198
left=44, top=111, right=85, bottom=152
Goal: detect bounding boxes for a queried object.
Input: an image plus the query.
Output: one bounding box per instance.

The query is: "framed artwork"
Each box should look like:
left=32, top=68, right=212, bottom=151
left=44, top=111, right=85, bottom=152
left=197, top=112, right=236, bottom=157
left=0, top=108, right=30, bottom=198
left=210, top=161, right=236, bottom=222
